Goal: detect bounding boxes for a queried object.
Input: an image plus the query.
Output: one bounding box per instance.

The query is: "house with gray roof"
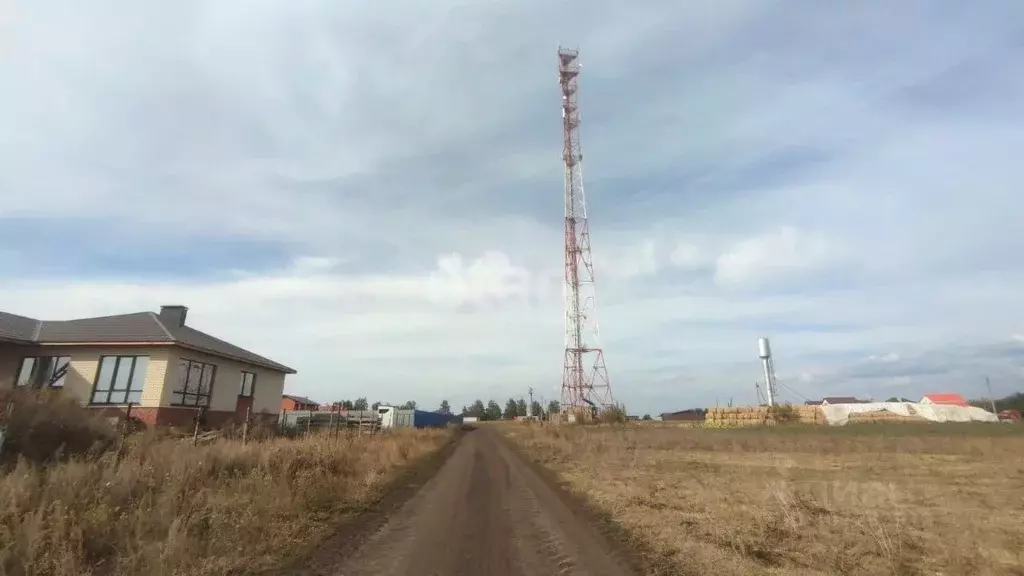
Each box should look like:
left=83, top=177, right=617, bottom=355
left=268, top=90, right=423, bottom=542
left=804, top=397, right=870, bottom=406
left=1, top=305, right=296, bottom=427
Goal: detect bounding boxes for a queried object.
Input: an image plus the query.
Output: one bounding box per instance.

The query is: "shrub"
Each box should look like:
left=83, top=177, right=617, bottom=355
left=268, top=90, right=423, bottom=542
left=768, top=402, right=799, bottom=423
left=600, top=403, right=628, bottom=424
left=0, top=389, right=117, bottom=466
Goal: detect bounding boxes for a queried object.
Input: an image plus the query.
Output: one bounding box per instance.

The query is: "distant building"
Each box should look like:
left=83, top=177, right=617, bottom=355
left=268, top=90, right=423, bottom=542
left=660, top=409, right=706, bottom=421
left=806, top=397, right=870, bottom=405
left=920, top=393, right=969, bottom=407
left=281, top=395, right=319, bottom=411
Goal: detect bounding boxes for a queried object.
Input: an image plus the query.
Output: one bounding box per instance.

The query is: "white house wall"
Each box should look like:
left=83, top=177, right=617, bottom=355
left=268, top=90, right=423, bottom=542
left=165, top=349, right=287, bottom=415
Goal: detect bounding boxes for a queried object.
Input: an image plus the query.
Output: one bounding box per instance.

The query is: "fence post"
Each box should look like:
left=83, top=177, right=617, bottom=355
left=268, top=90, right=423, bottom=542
left=242, top=405, right=251, bottom=445
left=0, top=402, right=13, bottom=461
left=192, top=407, right=205, bottom=446
left=123, top=402, right=134, bottom=436
left=115, top=403, right=134, bottom=465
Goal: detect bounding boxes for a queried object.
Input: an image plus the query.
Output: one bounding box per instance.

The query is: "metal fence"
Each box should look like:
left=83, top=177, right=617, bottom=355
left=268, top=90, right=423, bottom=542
left=278, top=409, right=380, bottom=436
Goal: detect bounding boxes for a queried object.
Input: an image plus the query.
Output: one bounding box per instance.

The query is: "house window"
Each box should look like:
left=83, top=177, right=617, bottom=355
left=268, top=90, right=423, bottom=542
left=90, top=356, right=149, bottom=405
left=239, top=371, right=256, bottom=397
left=172, top=359, right=216, bottom=407
left=15, top=356, right=72, bottom=388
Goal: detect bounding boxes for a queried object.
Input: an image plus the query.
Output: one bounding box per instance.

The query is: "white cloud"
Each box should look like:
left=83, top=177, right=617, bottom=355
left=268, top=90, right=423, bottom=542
left=595, top=239, right=660, bottom=280
left=424, top=252, right=535, bottom=307
left=669, top=240, right=712, bottom=269
left=713, top=227, right=836, bottom=288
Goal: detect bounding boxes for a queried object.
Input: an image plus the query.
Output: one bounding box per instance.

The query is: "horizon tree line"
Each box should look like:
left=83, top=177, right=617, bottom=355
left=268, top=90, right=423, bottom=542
left=323, top=396, right=561, bottom=421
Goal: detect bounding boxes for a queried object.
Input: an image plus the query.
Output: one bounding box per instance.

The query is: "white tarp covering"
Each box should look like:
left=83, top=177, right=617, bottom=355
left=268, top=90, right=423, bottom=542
left=819, top=402, right=999, bottom=426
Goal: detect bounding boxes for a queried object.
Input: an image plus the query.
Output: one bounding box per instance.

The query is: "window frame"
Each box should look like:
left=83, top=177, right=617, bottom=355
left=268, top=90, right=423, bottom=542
left=172, top=358, right=217, bottom=408
left=89, top=355, right=150, bottom=405
left=239, top=371, right=257, bottom=398
left=15, top=356, right=72, bottom=389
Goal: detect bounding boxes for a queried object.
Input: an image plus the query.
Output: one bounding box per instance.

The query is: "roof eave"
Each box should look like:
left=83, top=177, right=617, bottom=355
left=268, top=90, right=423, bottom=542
left=35, top=339, right=296, bottom=375
left=37, top=341, right=173, bottom=346
left=171, top=341, right=296, bottom=374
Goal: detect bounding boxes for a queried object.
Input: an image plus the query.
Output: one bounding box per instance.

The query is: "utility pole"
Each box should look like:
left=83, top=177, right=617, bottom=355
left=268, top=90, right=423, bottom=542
left=985, top=376, right=998, bottom=413
left=528, top=387, right=535, bottom=418
left=558, top=46, right=615, bottom=418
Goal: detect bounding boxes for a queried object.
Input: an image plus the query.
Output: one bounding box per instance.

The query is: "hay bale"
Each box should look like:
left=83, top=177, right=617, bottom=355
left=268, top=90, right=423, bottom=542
left=847, top=410, right=927, bottom=424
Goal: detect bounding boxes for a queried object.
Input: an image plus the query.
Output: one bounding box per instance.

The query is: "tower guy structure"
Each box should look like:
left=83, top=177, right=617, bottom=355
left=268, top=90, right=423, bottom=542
left=558, top=47, right=615, bottom=413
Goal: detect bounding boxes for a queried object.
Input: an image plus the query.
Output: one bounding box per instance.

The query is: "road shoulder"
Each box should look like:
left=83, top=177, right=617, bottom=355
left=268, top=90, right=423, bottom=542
left=495, top=425, right=681, bottom=576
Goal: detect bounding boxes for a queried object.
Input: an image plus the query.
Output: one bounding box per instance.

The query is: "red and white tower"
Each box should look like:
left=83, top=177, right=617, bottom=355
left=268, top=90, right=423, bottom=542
left=558, top=47, right=615, bottom=414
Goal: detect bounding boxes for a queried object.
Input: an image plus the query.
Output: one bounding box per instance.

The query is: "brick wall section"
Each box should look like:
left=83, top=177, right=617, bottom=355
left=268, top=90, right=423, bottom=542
left=0, top=344, right=172, bottom=404
left=235, top=395, right=254, bottom=420
left=38, top=345, right=173, bottom=407
left=90, top=406, right=277, bottom=429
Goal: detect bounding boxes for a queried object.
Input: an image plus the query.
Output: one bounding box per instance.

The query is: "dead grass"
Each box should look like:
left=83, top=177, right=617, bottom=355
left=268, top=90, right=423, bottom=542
left=0, top=392, right=453, bottom=576
left=501, top=422, right=1024, bottom=576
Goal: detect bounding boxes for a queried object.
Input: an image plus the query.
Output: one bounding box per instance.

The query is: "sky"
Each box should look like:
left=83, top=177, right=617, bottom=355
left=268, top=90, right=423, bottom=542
left=2, top=1, right=1024, bottom=415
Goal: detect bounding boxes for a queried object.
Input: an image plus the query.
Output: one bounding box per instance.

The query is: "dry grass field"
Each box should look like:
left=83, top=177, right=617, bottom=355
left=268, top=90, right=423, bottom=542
left=0, top=391, right=453, bottom=576
left=501, top=422, right=1024, bottom=576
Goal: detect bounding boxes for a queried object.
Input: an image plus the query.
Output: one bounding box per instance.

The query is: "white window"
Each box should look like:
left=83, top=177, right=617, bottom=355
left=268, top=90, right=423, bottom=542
left=90, top=356, right=149, bottom=404
left=16, top=356, right=72, bottom=388
left=239, top=371, right=256, bottom=397
left=172, top=359, right=216, bottom=407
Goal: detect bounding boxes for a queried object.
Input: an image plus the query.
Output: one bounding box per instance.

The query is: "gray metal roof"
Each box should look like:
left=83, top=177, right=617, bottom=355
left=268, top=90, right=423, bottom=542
left=0, top=309, right=295, bottom=374
left=0, top=311, right=40, bottom=342
left=38, top=312, right=172, bottom=342
left=823, top=396, right=864, bottom=403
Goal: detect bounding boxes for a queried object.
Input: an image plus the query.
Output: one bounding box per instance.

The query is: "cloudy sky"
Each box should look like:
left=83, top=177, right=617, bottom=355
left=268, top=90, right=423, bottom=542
left=2, top=1, right=1023, bottom=414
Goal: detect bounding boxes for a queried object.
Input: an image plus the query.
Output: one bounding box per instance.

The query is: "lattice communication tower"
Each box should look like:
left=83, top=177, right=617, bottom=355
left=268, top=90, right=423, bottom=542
left=558, top=47, right=615, bottom=413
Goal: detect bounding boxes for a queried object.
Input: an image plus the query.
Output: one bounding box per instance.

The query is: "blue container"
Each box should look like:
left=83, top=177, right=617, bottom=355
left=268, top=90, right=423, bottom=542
left=411, top=410, right=457, bottom=428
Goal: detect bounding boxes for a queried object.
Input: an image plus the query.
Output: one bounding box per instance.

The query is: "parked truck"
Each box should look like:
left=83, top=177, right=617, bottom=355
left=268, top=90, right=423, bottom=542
left=377, top=406, right=460, bottom=429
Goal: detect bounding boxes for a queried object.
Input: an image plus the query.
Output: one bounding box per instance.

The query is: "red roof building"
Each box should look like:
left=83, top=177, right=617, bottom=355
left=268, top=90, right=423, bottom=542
left=281, top=395, right=319, bottom=412
left=920, top=393, right=969, bottom=407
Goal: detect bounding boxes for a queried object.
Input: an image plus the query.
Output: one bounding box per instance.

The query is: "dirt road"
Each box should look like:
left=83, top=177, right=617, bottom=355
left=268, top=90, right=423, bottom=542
left=311, top=427, right=639, bottom=576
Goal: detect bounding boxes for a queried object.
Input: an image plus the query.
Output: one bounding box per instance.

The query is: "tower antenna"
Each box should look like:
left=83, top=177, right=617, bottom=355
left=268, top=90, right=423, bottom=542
left=558, top=46, right=615, bottom=418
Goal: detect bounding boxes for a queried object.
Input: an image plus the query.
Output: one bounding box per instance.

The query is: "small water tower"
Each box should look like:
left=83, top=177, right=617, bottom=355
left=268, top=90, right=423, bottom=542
left=758, top=337, right=779, bottom=407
